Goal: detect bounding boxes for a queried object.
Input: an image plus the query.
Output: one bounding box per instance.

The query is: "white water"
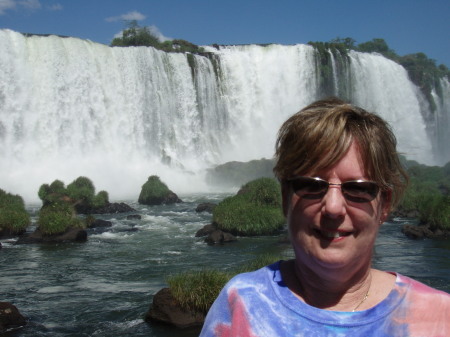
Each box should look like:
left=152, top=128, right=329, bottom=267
left=347, top=51, right=435, bottom=163
left=0, top=30, right=447, bottom=202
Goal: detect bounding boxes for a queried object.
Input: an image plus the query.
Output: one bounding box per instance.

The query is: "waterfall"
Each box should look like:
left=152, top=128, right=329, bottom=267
left=432, top=78, right=450, bottom=164
left=0, top=29, right=448, bottom=202
left=347, top=50, right=435, bottom=164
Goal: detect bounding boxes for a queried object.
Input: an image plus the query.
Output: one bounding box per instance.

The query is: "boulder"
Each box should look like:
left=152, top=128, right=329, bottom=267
left=205, top=229, right=237, bottom=245
left=139, top=176, right=183, bottom=205
left=402, top=223, right=449, bottom=240
left=0, top=302, right=26, bottom=333
left=89, top=219, right=112, bottom=228
left=78, top=202, right=135, bottom=215
left=164, top=192, right=183, bottom=204
left=15, top=227, right=87, bottom=244
left=139, top=192, right=182, bottom=206
left=195, top=224, right=217, bottom=237
left=402, top=224, right=426, bottom=239
left=0, top=228, right=26, bottom=240
left=145, top=288, right=205, bottom=329
left=195, top=203, right=216, bottom=213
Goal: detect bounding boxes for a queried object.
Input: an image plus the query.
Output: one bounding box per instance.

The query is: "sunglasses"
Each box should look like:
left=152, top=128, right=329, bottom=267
left=287, top=176, right=380, bottom=203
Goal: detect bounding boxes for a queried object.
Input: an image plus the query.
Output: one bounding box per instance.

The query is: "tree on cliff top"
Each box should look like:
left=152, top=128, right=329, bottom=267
left=111, top=20, right=205, bottom=54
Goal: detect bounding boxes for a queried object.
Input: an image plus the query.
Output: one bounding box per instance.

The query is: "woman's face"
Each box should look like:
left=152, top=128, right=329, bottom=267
left=283, top=142, right=391, bottom=273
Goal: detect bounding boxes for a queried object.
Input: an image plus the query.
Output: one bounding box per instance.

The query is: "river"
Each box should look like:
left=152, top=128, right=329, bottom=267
left=1, top=193, right=449, bottom=336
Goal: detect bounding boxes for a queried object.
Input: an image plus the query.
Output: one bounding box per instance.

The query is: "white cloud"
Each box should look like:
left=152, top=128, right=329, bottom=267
left=47, top=3, right=62, bottom=11
left=112, top=25, right=172, bottom=43
left=0, top=0, right=17, bottom=14
left=148, top=25, right=171, bottom=42
left=0, top=0, right=44, bottom=14
left=18, top=0, right=41, bottom=10
left=105, top=10, right=146, bottom=23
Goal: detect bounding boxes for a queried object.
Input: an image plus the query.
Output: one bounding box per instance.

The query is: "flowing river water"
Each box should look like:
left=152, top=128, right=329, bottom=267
left=1, top=193, right=449, bottom=336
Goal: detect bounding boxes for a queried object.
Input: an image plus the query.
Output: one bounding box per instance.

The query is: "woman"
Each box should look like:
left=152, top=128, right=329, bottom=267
left=200, top=98, right=449, bottom=336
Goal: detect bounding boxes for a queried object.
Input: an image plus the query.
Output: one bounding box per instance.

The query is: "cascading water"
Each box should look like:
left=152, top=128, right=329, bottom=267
left=432, top=78, right=450, bottom=163
left=0, top=29, right=448, bottom=202
left=347, top=50, right=435, bottom=163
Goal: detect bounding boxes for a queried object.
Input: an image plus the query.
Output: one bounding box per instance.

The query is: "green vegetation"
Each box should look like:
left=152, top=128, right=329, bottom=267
left=92, top=190, right=109, bottom=209
left=398, top=160, right=450, bottom=230
left=138, top=175, right=172, bottom=205
left=307, top=40, right=351, bottom=97
left=308, top=37, right=449, bottom=112
left=37, top=176, right=108, bottom=235
left=212, top=177, right=285, bottom=236
left=167, top=253, right=282, bottom=314
left=0, top=189, right=30, bottom=235
left=38, top=201, right=83, bottom=235
left=168, top=269, right=231, bottom=314
left=66, top=177, right=96, bottom=206
left=111, top=20, right=205, bottom=54
left=356, top=38, right=398, bottom=60
left=38, top=176, right=109, bottom=211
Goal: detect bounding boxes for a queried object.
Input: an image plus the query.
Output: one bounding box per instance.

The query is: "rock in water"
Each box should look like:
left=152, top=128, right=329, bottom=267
left=0, top=302, right=26, bottom=333
left=145, top=288, right=205, bottom=329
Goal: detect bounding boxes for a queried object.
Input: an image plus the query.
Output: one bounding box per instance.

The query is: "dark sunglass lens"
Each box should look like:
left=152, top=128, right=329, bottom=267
left=342, top=181, right=379, bottom=202
left=291, top=177, right=328, bottom=199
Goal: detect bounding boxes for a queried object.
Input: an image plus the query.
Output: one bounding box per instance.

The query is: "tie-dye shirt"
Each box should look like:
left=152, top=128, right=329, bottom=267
left=200, top=261, right=449, bottom=337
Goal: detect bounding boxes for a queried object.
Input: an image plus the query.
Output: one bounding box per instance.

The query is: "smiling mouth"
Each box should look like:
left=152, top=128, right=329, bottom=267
left=314, top=229, right=353, bottom=239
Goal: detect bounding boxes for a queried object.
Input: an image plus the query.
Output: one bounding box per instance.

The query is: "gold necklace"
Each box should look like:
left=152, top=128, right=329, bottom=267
left=352, top=290, right=369, bottom=312
left=290, top=262, right=371, bottom=312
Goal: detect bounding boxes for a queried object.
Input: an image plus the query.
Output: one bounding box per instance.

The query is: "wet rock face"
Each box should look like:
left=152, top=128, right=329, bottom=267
left=402, top=223, right=449, bottom=240
left=77, top=202, right=136, bottom=214
left=15, top=227, right=88, bottom=244
left=204, top=230, right=237, bottom=245
left=145, top=288, right=205, bottom=329
left=0, top=302, right=27, bottom=333
left=195, top=203, right=216, bottom=213
left=195, top=224, right=237, bottom=244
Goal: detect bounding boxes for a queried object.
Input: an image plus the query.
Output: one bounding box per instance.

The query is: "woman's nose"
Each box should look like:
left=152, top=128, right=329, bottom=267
left=321, top=185, right=347, bottom=218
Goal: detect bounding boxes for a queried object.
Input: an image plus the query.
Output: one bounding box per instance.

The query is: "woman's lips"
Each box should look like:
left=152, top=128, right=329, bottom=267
left=314, top=228, right=353, bottom=239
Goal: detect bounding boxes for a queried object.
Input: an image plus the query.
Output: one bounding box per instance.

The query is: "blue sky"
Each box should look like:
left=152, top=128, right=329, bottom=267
left=0, top=0, right=449, bottom=66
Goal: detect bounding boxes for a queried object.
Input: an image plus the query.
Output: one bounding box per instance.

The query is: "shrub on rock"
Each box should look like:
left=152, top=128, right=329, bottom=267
left=213, top=177, right=285, bottom=236
left=0, top=189, right=30, bottom=236
left=92, top=190, right=109, bottom=209
left=148, top=253, right=283, bottom=328
left=138, top=175, right=182, bottom=205
left=38, top=176, right=110, bottom=214
left=38, top=201, right=83, bottom=235
left=167, top=270, right=231, bottom=315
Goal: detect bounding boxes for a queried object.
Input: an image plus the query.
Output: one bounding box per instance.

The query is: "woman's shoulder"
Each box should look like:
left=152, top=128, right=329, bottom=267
left=394, top=272, right=450, bottom=305
left=223, top=261, right=282, bottom=291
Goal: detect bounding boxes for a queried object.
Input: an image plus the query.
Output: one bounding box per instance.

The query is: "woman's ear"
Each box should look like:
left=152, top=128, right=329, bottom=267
left=281, top=181, right=291, bottom=217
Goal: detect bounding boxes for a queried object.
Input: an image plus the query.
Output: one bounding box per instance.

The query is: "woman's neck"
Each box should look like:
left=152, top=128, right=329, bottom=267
left=281, top=259, right=373, bottom=311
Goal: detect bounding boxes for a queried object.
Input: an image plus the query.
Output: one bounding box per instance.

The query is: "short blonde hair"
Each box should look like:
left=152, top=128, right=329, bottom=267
left=273, top=97, right=408, bottom=208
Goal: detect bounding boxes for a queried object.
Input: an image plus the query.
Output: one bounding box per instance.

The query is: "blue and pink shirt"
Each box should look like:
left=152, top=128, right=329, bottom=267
left=200, top=261, right=449, bottom=337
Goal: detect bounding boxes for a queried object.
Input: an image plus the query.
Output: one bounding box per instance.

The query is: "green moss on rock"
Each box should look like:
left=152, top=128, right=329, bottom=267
left=38, top=201, right=83, bottom=236
left=138, top=175, right=182, bottom=205
left=0, top=189, right=30, bottom=235
left=213, top=178, right=285, bottom=236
